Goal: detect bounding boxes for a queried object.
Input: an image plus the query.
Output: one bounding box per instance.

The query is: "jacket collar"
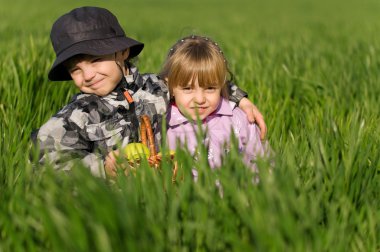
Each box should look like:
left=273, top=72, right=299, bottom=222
left=111, top=64, right=141, bottom=100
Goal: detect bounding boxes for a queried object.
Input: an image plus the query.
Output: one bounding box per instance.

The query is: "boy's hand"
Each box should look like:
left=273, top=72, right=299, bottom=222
left=238, top=97, right=267, bottom=140
left=104, top=150, right=120, bottom=177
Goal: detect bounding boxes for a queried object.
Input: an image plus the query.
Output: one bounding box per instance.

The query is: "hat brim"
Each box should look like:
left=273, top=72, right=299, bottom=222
left=48, top=36, right=144, bottom=81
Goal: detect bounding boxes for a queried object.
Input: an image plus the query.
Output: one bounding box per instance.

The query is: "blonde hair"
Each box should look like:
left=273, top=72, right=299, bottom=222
left=160, top=35, right=232, bottom=98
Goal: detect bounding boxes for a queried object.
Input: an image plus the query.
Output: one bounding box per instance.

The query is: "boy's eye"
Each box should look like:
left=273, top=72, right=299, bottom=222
left=69, top=67, right=80, bottom=74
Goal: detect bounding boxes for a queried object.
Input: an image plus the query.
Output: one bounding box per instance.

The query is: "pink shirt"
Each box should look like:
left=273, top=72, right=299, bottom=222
left=167, top=99, right=268, bottom=170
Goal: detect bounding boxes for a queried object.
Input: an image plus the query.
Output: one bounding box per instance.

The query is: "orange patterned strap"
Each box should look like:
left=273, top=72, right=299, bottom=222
left=140, top=118, right=147, bottom=147
left=140, top=115, right=157, bottom=159
left=123, top=90, right=134, bottom=103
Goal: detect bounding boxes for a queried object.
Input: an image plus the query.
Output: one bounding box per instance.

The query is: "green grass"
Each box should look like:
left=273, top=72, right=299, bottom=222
left=1, top=0, right=379, bottom=251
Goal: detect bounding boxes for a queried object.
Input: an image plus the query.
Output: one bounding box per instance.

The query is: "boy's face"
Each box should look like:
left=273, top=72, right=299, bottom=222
left=172, top=76, right=222, bottom=121
left=65, top=52, right=126, bottom=96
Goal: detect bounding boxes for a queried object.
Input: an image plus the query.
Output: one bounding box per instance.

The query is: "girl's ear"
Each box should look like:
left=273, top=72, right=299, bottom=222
left=122, top=48, right=130, bottom=60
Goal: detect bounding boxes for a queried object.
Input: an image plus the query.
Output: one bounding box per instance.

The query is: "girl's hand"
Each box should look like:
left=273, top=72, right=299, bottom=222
left=238, top=97, right=267, bottom=140
left=104, top=150, right=120, bottom=177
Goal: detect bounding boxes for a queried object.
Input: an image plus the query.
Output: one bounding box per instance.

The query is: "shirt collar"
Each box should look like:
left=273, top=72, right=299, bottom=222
left=125, top=64, right=139, bottom=85
left=168, top=98, right=234, bottom=126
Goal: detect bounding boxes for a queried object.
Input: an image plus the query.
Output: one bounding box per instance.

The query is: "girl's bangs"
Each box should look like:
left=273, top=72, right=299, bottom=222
left=195, top=58, right=224, bottom=88
left=173, top=54, right=226, bottom=88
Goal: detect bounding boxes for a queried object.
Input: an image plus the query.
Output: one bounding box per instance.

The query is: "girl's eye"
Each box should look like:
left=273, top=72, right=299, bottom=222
left=205, top=86, right=217, bottom=93
left=181, top=86, right=192, bottom=92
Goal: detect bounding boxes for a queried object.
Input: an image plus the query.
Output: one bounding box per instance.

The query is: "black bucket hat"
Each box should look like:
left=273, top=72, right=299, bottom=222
left=48, top=6, right=144, bottom=81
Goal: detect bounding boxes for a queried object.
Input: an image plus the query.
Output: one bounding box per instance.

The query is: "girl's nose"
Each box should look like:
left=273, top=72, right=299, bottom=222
left=194, top=90, right=206, bottom=104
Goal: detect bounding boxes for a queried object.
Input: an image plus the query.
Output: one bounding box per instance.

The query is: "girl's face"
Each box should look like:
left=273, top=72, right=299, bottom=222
left=65, top=51, right=128, bottom=97
left=172, top=77, right=222, bottom=121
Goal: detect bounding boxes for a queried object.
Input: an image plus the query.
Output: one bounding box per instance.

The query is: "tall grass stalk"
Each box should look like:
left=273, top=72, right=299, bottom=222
left=1, top=0, right=379, bottom=251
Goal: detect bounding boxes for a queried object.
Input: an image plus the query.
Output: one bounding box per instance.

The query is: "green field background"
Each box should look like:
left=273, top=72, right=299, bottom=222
left=1, top=0, right=379, bottom=251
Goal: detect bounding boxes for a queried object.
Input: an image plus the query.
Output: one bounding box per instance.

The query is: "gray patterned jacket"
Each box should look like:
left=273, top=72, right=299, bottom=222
left=32, top=65, right=247, bottom=177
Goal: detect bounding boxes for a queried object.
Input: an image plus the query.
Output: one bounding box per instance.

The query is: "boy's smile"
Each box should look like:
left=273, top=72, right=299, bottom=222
left=65, top=52, right=128, bottom=97
left=84, top=78, right=106, bottom=89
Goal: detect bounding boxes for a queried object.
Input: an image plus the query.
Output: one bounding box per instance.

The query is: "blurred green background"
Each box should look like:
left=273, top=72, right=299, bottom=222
left=2, top=0, right=380, bottom=73
left=1, top=0, right=379, bottom=251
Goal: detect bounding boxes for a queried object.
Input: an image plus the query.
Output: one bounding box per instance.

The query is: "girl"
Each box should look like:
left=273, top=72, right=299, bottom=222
left=161, top=35, right=269, bottom=170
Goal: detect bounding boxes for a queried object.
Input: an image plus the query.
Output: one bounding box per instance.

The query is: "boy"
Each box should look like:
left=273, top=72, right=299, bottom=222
left=32, top=6, right=266, bottom=178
